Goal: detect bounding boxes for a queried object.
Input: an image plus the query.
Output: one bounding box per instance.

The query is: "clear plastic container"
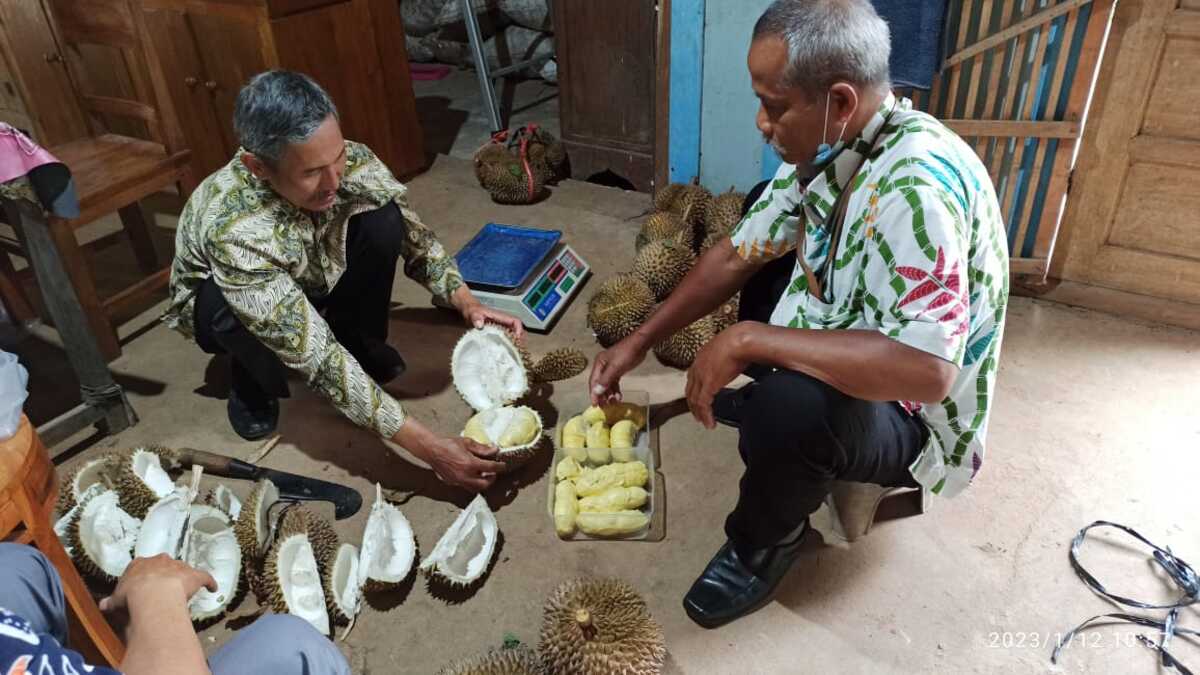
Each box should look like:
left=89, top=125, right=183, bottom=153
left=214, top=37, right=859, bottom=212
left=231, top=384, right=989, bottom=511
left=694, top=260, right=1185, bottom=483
left=546, top=390, right=665, bottom=542
left=0, top=350, right=28, bottom=439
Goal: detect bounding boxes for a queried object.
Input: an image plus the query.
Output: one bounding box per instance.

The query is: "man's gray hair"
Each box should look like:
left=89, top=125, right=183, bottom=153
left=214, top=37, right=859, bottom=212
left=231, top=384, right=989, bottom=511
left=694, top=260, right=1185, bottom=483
left=753, top=0, right=891, bottom=97
left=233, top=70, right=338, bottom=167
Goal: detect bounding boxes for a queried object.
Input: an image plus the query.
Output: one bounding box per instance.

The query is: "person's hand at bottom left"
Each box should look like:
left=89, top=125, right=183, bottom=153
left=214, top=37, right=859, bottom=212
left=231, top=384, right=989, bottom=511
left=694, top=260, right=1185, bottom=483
left=100, top=554, right=216, bottom=613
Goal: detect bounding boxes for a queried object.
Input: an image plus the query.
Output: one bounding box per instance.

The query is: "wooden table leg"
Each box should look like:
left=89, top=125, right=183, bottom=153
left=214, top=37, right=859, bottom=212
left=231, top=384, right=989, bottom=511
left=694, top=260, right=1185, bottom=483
left=117, top=202, right=158, bottom=274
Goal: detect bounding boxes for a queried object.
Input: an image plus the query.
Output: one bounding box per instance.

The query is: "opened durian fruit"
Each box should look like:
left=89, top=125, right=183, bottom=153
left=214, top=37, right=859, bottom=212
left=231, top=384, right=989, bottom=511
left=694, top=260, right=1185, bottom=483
left=114, top=447, right=178, bottom=518
left=452, top=326, right=547, bottom=466
left=235, top=479, right=280, bottom=602
left=539, top=578, right=666, bottom=675
left=182, top=504, right=244, bottom=623
left=264, top=505, right=333, bottom=636
left=420, top=494, right=499, bottom=587
left=358, top=483, right=418, bottom=593
left=437, top=645, right=543, bottom=675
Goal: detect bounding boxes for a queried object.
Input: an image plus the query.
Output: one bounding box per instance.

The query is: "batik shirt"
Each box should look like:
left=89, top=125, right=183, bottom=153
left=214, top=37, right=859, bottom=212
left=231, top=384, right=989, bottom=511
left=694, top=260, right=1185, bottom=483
left=164, top=141, right=464, bottom=438
left=729, top=94, right=1009, bottom=497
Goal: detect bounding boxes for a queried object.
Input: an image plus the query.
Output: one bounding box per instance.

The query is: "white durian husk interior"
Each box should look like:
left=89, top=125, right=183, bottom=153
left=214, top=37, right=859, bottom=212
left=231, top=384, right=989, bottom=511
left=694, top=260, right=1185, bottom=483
left=76, top=490, right=140, bottom=578
left=130, top=449, right=175, bottom=499
left=330, top=542, right=361, bottom=619
left=134, top=489, right=191, bottom=559
left=245, top=479, right=280, bottom=556
left=210, top=484, right=242, bottom=520
left=358, top=484, right=416, bottom=585
left=461, top=405, right=544, bottom=454
left=419, top=494, right=497, bottom=585
left=56, top=483, right=106, bottom=556
left=276, top=534, right=330, bottom=636
left=183, top=505, right=241, bottom=620
left=451, top=326, right=529, bottom=411
left=68, top=458, right=115, bottom=505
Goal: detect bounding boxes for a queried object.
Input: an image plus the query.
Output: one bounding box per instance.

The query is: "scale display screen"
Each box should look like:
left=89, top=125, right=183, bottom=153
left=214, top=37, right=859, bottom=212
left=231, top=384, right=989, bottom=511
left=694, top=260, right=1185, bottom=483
left=523, top=249, right=585, bottom=321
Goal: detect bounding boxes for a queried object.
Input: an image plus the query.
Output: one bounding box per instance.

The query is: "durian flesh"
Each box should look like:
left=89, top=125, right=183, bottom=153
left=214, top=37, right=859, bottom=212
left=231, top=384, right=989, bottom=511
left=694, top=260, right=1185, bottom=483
left=71, top=490, right=140, bottom=581
left=574, top=462, right=650, bottom=497
left=462, top=406, right=543, bottom=452
left=576, top=510, right=650, bottom=537
left=419, top=494, right=498, bottom=586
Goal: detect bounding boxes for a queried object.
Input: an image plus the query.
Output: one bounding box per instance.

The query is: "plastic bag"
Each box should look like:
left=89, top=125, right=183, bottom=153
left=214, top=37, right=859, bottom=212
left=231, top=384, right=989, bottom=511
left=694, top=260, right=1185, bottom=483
left=0, top=350, right=29, bottom=438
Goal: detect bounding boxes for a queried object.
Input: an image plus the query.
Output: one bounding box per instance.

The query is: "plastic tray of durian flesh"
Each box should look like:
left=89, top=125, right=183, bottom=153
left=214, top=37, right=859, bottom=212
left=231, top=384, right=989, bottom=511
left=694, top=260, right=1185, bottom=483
left=547, top=390, right=665, bottom=542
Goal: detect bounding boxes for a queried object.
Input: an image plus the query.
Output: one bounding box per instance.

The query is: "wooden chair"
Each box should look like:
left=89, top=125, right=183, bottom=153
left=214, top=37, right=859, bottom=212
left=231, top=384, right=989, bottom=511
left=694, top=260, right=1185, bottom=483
left=0, top=414, right=125, bottom=667
left=9, top=0, right=191, bottom=360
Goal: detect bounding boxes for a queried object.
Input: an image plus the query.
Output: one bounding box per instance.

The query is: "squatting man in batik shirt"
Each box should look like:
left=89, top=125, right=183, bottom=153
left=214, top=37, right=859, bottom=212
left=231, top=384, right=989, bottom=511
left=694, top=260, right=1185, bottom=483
left=165, top=70, right=520, bottom=493
left=590, top=0, right=1009, bottom=628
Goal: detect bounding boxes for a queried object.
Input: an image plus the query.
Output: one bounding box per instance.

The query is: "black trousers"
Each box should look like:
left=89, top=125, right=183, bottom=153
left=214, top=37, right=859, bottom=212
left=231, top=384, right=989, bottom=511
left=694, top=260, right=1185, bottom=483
left=724, top=182, right=926, bottom=549
left=194, top=202, right=407, bottom=405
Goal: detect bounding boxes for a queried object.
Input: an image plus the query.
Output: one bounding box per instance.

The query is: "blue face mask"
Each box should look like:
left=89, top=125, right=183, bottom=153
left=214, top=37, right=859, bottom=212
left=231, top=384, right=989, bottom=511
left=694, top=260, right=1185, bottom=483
left=811, top=93, right=849, bottom=170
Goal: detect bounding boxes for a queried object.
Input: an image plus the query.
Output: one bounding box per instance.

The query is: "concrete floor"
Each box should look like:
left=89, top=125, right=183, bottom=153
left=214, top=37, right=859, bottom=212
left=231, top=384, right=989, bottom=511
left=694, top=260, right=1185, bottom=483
left=15, top=155, right=1199, bottom=673
left=413, top=69, right=561, bottom=161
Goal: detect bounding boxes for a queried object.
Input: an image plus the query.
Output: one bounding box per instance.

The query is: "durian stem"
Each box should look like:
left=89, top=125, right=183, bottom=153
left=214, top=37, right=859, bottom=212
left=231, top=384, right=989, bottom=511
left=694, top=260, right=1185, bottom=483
left=574, top=608, right=597, bottom=639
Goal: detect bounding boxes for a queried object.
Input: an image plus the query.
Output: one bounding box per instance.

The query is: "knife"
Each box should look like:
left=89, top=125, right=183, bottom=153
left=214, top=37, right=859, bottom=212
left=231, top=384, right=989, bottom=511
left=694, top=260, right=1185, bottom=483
left=173, top=448, right=363, bottom=520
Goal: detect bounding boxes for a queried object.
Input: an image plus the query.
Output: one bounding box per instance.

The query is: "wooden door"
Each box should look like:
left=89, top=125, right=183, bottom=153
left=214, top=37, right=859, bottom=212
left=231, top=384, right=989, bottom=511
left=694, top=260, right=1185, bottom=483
left=554, top=0, right=657, bottom=191
left=187, top=12, right=268, bottom=154
left=0, top=0, right=87, bottom=144
left=1056, top=0, right=1200, bottom=305
left=139, top=5, right=228, bottom=178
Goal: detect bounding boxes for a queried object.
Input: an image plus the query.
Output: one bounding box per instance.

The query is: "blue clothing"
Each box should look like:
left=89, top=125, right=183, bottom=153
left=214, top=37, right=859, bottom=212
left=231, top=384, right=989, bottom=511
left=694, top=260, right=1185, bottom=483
left=871, top=0, right=948, bottom=89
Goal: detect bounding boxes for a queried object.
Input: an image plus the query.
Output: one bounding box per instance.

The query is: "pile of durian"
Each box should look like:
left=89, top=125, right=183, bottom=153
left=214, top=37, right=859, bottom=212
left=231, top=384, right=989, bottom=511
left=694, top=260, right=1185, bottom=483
left=439, top=577, right=666, bottom=675
left=553, top=405, right=651, bottom=539
left=586, top=179, right=746, bottom=368
left=55, top=448, right=500, bottom=637
left=473, top=124, right=569, bottom=204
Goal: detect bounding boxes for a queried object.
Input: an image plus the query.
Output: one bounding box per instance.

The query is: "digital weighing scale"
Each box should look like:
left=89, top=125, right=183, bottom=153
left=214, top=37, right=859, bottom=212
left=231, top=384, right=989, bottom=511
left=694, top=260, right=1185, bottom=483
left=434, top=223, right=591, bottom=332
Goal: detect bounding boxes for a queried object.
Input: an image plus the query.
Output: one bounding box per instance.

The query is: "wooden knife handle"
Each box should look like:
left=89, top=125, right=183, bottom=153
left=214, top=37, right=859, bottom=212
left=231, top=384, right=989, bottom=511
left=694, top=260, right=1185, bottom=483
left=174, top=448, right=259, bottom=480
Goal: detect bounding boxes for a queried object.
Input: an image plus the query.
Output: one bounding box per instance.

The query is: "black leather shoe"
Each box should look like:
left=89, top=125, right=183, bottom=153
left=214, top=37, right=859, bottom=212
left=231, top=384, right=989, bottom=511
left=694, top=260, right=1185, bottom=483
left=712, top=384, right=757, bottom=429
left=683, top=529, right=807, bottom=629
left=227, top=390, right=278, bottom=441
left=356, top=340, right=407, bottom=385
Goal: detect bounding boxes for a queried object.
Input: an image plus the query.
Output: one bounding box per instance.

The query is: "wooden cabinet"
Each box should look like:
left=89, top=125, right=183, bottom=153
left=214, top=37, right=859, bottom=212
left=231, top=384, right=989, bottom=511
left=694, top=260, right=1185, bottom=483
left=137, top=0, right=424, bottom=180
left=553, top=0, right=658, bottom=192
left=0, top=0, right=88, bottom=145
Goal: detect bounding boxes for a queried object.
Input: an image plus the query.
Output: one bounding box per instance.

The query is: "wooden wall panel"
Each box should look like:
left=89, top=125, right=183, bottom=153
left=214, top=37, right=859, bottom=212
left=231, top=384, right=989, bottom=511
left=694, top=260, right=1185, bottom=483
left=1107, top=162, right=1200, bottom=259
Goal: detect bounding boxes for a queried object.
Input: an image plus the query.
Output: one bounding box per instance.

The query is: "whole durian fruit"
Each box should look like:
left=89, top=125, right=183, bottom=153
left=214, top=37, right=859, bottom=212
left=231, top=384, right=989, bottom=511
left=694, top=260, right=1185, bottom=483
left=538, top=578, right=666, bottom=675
left=531, top=348, right=589, bottom=383
left=437, top=645, right=543, bottom=675
left=586, top=275, right=655, bottom=347
left=653, top=179, right=711, bottom=231
left=635, top=212, right=693, bottom=252
left=632, top=239, right=695, bottom=300
left=653, top=315, right=720, bottom=369
left=474, top=142, right=545, bottom=204
left=712, top=293, right=740, bottom=332
left=526, top=126, right=569, bottom=185
left=701, top=188, right=746, bottom=252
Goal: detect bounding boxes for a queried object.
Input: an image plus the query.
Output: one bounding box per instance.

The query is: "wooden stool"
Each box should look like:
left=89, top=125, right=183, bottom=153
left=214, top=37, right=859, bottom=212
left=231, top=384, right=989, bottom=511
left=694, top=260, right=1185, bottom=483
left=829, top=481, right=930, bottom=542
left=0, top=414, right=125, bottom=666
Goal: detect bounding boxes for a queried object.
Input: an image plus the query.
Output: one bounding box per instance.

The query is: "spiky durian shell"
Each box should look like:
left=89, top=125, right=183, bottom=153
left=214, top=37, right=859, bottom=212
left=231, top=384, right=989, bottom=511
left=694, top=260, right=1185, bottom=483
left=531, top=348, right=588, bottom=383
left=419, top=494, right=498, bottom=587
left=653, top=316, right=719, bottom=369
left=654, top=180, right=710, bottom=232
left=235, top=479, right=279, bottom=603
left=184, top=505, right=244, bottom=626
left=527, top=127, right=569, bottom=185
left=67, top=490, right=139, bottom=584
left=712, top=293, right=740, bottom=332
left=452, top=325, right=532, bottom=411
left=635, top=212, right=693, bottom=252
left=632, top=239, right=695, bottom=300
left=586, top=275, right=655, bottom=347
left=325, top=542, right=360, bottom=626
left=278, top=505, right=339, bottom=578
left=437, top=646, right=544, bottom=675
left=538, top=578, right=666, bottom=675
left=474, top=144, right=546, bottom=204
left=262, top=523, right=330, bottom=635
left=56, top=455, right=117, bottom=516
left=113, top=447, right=177, bottom=519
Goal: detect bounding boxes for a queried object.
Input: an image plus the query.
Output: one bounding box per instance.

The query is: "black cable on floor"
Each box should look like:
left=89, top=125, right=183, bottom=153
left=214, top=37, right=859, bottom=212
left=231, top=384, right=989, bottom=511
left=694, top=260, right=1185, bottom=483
left=1051, top=520, right=1199, bottom=673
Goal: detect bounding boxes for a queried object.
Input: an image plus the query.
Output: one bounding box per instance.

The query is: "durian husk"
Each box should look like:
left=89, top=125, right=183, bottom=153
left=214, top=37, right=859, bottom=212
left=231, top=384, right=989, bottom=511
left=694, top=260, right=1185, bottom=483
left=325, top=542, right=360, bottom=626
left=538, top=578, right=666, bottom=675
left=635, top=212, right=693, bottom=252
left=586, top=275, right=655, bottom=347
left=632, top=239, right=695, bottom=301
left=235, top=479, right=279, bottom=603
left=437, top=646, right=544, bottom=675
left=278, top=504, right=339, bottom=578
left=262, top=527, right=330, bottom=636
left=474, top=143, right=546, bottom=204
left=114, top=447, right=177, bottom=519
left=67, top=489, right=140, bottom=584
left=654, top=178, right=711, bottom=231
left=183, top=505, right=244, bottom=625
left=530, top=348, right=588, bottom=383
left=56, top=455, right=117, bottom=516
left=526, top=127, right=569, bottom=185
left=702, top=189, right=746, bottom=245
left=653, top=315, right=719, bottom=369
left=711, top=293, right=740, bottom=332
